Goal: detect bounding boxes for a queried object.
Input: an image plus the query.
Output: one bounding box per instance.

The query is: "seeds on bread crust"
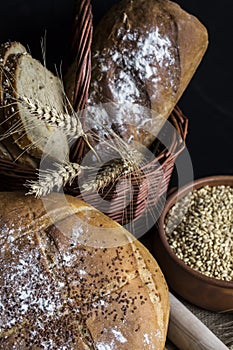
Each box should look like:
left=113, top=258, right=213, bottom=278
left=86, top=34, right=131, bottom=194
left=0, top=192, right=169, bottom=349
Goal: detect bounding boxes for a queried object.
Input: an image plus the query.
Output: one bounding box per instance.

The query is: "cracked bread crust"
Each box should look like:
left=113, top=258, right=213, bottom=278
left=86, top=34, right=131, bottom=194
left=0, top=192, right=169, bottom=349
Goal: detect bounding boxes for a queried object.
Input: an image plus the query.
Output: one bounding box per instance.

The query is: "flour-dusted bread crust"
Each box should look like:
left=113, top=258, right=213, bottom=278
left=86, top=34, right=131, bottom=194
left=2, top=52, right=68, bottom=160
left=0, top=192, right=169, bottom=349
left=66, top=0, right=208, bottom=147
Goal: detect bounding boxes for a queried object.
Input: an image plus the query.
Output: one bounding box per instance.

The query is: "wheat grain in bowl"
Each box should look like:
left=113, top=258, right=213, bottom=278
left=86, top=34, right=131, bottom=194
left=153, top=176, right=233, bottom=312
left=164, top=184, right=233, bottom=282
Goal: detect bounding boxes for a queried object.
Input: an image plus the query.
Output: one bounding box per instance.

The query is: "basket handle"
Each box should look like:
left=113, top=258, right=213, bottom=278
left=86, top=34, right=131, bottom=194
left=67, top=0, right=93, bottom=163
left=69, top=0, right=93, bottom=112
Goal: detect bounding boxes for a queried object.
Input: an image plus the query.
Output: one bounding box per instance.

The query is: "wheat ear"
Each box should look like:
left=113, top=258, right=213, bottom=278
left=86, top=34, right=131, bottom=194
left=26, top=161, right=84, bottom=197
left=19, top=96, right=145, bottom=196
left=18, top=95, right=84, bottom=138
left=83, top=125, right=145, bottom=192
left=82, top=159, right=140, bottom=192
left=18, top=95, right=101, bottom=162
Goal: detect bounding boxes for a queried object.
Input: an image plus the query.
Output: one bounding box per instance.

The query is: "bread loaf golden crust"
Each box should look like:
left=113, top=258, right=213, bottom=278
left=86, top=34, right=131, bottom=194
left=0, top=192, right=169, bottom=349
left=67, top=0, right=207, bottom=147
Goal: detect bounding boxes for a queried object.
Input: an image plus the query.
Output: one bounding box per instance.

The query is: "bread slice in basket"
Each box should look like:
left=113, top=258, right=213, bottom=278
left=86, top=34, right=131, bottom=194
left=2, top=51, right=68, bottom=160
left=0, top=41, right=27, bottom=107
left=0, top=41, right=38, bottom=167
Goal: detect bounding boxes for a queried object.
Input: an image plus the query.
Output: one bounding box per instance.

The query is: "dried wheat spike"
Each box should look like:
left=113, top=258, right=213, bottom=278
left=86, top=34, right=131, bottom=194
left=26, top=161, right=83, bottom=197
left=18, top=95, right=84, bottom=138
left=83, top=159, right=141, bottom=192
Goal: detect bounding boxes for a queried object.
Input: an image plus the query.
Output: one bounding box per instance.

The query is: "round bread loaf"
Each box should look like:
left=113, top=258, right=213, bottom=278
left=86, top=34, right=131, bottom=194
left=0, top=192, right=169, bottom=349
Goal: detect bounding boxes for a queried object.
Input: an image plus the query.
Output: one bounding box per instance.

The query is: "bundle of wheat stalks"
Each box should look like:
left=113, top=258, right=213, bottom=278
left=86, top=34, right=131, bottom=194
left=0, top=0, right=208, bottom=228
left=0, top=40, right=187, bottom=231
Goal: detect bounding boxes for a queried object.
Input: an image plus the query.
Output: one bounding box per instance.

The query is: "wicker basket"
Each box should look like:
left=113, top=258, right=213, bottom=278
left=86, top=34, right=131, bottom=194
left=66, top=106, right=187, bottom=232
left=0, top=0, right=188, bottom=233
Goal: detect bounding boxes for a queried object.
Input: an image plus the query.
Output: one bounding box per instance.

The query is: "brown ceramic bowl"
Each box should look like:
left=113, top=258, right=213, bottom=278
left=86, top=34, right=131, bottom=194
left=153, top=175, right=233, bottom=312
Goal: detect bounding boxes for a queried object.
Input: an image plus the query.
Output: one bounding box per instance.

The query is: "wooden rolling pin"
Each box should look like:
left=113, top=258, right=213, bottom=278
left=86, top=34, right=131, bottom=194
left=168, top=293, right=229, bottom=350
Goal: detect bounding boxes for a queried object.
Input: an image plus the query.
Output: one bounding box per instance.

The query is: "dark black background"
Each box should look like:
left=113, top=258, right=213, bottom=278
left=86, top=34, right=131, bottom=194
left=0, top=0, right=232, bottom=181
